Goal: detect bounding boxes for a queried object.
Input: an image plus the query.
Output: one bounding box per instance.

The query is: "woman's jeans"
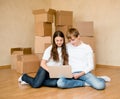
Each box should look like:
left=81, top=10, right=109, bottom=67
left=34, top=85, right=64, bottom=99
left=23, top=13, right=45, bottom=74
left=22, top=67, right=58, bottom=88
left=57, top=72, right=106, bottom=90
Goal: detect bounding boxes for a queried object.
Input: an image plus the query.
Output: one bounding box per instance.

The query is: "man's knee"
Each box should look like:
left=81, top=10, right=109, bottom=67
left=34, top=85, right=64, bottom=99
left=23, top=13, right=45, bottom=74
left=93, top=82, right=106, bottom=90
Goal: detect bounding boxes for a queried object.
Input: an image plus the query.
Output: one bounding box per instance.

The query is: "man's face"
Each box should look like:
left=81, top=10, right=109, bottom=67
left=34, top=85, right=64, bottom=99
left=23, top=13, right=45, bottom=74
left=69, top=36, right=80, bottom=46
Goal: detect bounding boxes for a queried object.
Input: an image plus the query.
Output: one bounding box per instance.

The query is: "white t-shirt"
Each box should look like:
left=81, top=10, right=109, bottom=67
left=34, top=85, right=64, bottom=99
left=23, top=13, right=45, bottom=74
left=42, top=45, right=63, bottom=66
left=66, top=42, right=94, bottom=74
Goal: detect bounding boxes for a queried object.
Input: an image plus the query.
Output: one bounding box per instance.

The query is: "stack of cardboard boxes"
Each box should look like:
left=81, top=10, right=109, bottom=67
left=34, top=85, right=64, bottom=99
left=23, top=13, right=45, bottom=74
left=74, top=21, right=96, bottom=71
left=33, top=9, right=56, bottom=36
left=32, top=9, right=56, bottom=60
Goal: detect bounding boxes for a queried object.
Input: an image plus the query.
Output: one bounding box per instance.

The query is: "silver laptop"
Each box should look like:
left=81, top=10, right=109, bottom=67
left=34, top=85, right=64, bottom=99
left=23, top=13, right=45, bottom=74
left=48, top=65, right=72, bottom=78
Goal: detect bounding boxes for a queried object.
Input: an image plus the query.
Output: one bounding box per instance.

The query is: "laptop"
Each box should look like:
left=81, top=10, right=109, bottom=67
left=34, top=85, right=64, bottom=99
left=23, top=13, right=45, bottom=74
left=48, top=65, right=72, bottom=78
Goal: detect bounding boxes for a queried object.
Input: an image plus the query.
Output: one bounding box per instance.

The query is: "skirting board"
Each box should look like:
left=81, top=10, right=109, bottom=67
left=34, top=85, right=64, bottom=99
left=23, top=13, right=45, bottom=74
left=0, top=64, right=120, bottom=69
left=0, top=65, right=11, bottom=69
left=96, top=64, right=120, bottom=69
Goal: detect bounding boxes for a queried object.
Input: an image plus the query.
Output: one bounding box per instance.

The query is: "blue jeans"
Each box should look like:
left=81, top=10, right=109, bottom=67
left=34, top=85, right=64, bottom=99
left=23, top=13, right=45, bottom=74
left=57, top=72, right=106, bottom=90
left=22, top=67, right=58, bottom=88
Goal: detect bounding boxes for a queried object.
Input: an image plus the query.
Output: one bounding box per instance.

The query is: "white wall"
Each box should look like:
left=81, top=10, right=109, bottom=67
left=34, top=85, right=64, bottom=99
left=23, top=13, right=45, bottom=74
left=0, top=0, right=51, bottom=66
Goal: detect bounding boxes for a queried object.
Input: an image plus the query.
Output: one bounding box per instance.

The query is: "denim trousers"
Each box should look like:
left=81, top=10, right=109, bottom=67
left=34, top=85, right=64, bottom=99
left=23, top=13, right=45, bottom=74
left=22, top=67, right=58, bottom=88
left=57, top=72, right=106, bottom=90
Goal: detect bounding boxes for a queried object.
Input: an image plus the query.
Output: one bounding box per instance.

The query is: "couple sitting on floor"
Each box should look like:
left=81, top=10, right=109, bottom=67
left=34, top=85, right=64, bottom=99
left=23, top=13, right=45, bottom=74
left=18, top=28, right=111, bottom=90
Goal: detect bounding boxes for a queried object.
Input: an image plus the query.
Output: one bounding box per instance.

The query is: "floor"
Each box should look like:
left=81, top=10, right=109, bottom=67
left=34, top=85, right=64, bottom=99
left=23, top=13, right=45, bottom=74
left=0, top=66, right=120, bottom=99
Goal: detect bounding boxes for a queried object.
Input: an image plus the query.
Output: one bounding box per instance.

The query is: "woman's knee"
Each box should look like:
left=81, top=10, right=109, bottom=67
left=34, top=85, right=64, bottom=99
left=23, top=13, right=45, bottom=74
left=57, top=77, right=66, bottom=88
left=32, top=83, right=42, bottom=88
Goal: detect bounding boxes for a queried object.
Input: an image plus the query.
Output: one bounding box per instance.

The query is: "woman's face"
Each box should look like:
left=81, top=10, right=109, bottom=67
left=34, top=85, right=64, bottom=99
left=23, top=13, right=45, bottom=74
left=55, top=36, right=64, bottom=47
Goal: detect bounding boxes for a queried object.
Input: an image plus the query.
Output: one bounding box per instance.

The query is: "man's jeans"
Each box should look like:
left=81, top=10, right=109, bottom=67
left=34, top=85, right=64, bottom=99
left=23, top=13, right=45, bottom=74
left=22, top=67, right=58, bottom=88
left=57, top=72, right=106, bottom=90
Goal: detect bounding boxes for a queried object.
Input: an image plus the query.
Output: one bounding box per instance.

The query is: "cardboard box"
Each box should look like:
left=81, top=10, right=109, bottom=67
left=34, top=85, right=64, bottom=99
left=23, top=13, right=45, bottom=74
left=55, top=10, right=73, bottom=25
left=56, top=25, right=72, bottom=34
left=11, top=51, right=23, bottom=70
left=74, top=21, right=94, bottom=36
left=11, top=47, right=32, bottom=55
left=34, top=36, right=51, bottom=53
left=17, top=54, right=40, bottom=74
left=55, top=25, right=72, bottom=42
left=10, top=48, right=32, bottom=70
left=35, top=53, right=43, bottom=60
left=33, top=8, right=56, bottom=15
left=35, top=22, right=52, bottom=36
left=81, top=37, right=96, bottom=52
left=33, top=9, right=56, bottom=23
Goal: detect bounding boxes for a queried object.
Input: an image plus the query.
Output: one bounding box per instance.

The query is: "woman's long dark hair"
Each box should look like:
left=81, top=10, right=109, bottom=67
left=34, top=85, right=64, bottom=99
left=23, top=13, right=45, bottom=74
left=51, top=31, right=68, bottom=65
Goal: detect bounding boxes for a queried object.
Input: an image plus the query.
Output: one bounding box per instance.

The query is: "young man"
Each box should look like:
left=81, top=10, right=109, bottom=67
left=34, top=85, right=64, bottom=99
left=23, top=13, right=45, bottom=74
left=57, top=28, right=111, bottom=90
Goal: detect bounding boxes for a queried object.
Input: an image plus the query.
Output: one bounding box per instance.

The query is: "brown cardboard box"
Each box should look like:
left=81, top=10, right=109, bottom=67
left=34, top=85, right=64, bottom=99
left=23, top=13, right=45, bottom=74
left=11, top=47, right=32, bottom=55
left=33, top=9, right=56, bottom=23
left=55, top=25, right=72, bottom=42
left=56, top=25, right=72, bottom=34
left=55, top=10, right=73, bottom=25
left=34, top=36, right=51, bottom=53
left=35, top=53, right=43, bottom=60
left=45, top=43, right=51, bottom=49
left=17, top=54, right=40, bottom=74
left=74, top=21, right=94, bottom=37
left=34, top=43, right=53, bottom=60
left=33, top=8, right=56, bottom=15
left=81, top=37, right=96, bottom=52
left=34, top=14, right=53, bottom=23
left=35, top=22, right=52, bottom=36
left=11, top=51, right=23, bottom=70
left=10, top=48, right=32, bottom=70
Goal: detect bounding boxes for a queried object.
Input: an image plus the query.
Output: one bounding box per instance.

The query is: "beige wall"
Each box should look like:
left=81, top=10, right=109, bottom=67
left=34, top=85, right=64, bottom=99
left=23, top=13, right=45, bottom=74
left=0, top=0, right=120, bottom=67
left=0, top=0, right=51, bottom=66
left=51, top=0, right=120, bottom=66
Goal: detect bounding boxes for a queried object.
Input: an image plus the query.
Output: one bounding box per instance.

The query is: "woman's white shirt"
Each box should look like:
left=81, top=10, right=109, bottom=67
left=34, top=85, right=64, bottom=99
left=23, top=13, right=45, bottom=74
left=42, top=45, right=63, bottom=66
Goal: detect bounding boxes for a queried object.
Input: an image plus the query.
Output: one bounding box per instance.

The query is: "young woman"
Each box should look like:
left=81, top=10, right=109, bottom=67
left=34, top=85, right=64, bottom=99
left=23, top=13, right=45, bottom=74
left=57, top=28, right=111, bottom=90
left=18, top=31, right=68, bottom=88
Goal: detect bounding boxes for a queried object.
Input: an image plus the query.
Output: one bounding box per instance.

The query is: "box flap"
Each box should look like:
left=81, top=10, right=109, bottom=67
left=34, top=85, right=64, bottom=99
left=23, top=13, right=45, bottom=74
left=33, top=8, right=56, bottom=15
left=17, top=54, right=39, bottom=62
